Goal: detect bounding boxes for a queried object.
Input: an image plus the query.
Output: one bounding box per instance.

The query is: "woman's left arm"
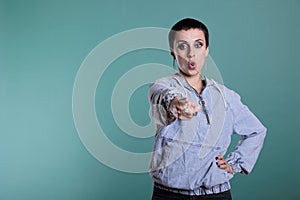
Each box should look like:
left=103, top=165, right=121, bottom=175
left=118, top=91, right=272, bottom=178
left=225, top=90, right=267, bottom=175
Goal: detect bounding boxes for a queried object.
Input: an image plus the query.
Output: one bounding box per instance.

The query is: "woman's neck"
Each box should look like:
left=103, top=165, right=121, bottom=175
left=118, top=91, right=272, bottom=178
left=179, top=72, right=203, bottom=94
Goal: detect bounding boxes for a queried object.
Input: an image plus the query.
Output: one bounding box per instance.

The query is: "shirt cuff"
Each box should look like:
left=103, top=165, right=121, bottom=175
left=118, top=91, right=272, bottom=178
left=226, top=155, right=246, bottom=174
left=228, top=162, right=242, bottom=174
left=163, top=91, right=183, bottom=111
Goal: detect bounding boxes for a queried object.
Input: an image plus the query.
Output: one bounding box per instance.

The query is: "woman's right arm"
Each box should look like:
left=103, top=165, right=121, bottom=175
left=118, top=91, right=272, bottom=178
left=148, top=81, right=199, bottom=124
left=148, top=81, right=181, bottom=125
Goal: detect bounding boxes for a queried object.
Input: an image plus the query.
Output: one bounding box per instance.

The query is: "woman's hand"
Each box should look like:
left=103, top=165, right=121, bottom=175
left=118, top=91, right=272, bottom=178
left=169, top=97, right=200, bottom=120
left=216, top=155, right=233, bottom=174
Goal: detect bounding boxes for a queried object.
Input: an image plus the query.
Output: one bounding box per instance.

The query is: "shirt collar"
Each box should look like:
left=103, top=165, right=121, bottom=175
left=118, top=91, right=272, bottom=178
left=174, top=73, right=213, bottom=91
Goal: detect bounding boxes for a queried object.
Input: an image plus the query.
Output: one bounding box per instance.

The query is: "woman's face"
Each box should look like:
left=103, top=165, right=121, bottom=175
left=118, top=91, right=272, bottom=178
left=172, top=28, right=209, bottom=77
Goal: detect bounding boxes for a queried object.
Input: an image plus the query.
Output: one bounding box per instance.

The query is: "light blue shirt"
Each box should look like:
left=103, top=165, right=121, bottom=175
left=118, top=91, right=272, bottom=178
left=148, top=74, right=266, bottom=195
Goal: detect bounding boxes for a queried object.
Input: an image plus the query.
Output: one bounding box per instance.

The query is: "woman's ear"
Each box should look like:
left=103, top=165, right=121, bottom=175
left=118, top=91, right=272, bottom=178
left=171, top=52, right=175, bottom=59
left=205, top=47, right=209, bottom=57
left=170, top=48, right=176, bottom=59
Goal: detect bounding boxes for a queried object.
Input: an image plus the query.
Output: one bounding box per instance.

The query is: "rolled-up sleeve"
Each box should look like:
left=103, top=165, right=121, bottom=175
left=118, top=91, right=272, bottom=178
left=148, top=80, right=184, bottom=126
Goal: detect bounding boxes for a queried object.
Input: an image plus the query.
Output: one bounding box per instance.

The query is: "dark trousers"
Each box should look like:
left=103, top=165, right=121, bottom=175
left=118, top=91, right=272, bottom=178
left=151, top=186, right=232, bottom=200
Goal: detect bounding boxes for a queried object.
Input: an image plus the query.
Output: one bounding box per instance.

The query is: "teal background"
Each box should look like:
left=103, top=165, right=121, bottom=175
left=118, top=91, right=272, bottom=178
left=1, top=0, right=299, bottom=199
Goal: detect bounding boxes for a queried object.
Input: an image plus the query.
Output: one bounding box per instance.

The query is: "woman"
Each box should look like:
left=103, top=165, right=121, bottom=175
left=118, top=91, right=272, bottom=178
left=148, top=18, right=266, bottom=199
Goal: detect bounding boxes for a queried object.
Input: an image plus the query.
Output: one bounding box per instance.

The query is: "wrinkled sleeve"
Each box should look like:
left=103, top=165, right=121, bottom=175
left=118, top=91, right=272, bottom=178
left=148, top=79, right=184, bottom=126
left=225, top=90, right=267, bottom=175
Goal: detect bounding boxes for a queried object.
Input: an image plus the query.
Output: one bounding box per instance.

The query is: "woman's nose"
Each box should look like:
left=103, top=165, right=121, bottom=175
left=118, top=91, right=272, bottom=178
left=187, top=47, right=195, bottom=58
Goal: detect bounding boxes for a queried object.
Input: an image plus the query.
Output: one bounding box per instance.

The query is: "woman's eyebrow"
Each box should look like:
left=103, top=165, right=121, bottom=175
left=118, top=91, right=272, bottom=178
left=176, top=39, right=204, bottom=43
left=176, top=40, right=188, bottom=43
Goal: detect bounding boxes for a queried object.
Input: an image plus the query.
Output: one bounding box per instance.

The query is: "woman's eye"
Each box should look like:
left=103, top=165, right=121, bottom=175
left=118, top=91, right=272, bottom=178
left=178, top=43, right=188, bottom=50
left=195, top=42, right=203, bottom=48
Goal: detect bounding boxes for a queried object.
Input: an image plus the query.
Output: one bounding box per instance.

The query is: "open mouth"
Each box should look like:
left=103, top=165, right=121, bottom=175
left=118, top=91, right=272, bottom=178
left=188, top=61, right=196, bottom=70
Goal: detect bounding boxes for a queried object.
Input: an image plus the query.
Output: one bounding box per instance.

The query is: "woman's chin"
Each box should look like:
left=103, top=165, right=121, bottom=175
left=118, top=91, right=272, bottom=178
left=179, top=68, right=200, bottom=77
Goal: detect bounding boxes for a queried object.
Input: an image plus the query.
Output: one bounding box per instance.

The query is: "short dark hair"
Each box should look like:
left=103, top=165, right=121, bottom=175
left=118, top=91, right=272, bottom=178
left=168, top=18, right=209, bottom=50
